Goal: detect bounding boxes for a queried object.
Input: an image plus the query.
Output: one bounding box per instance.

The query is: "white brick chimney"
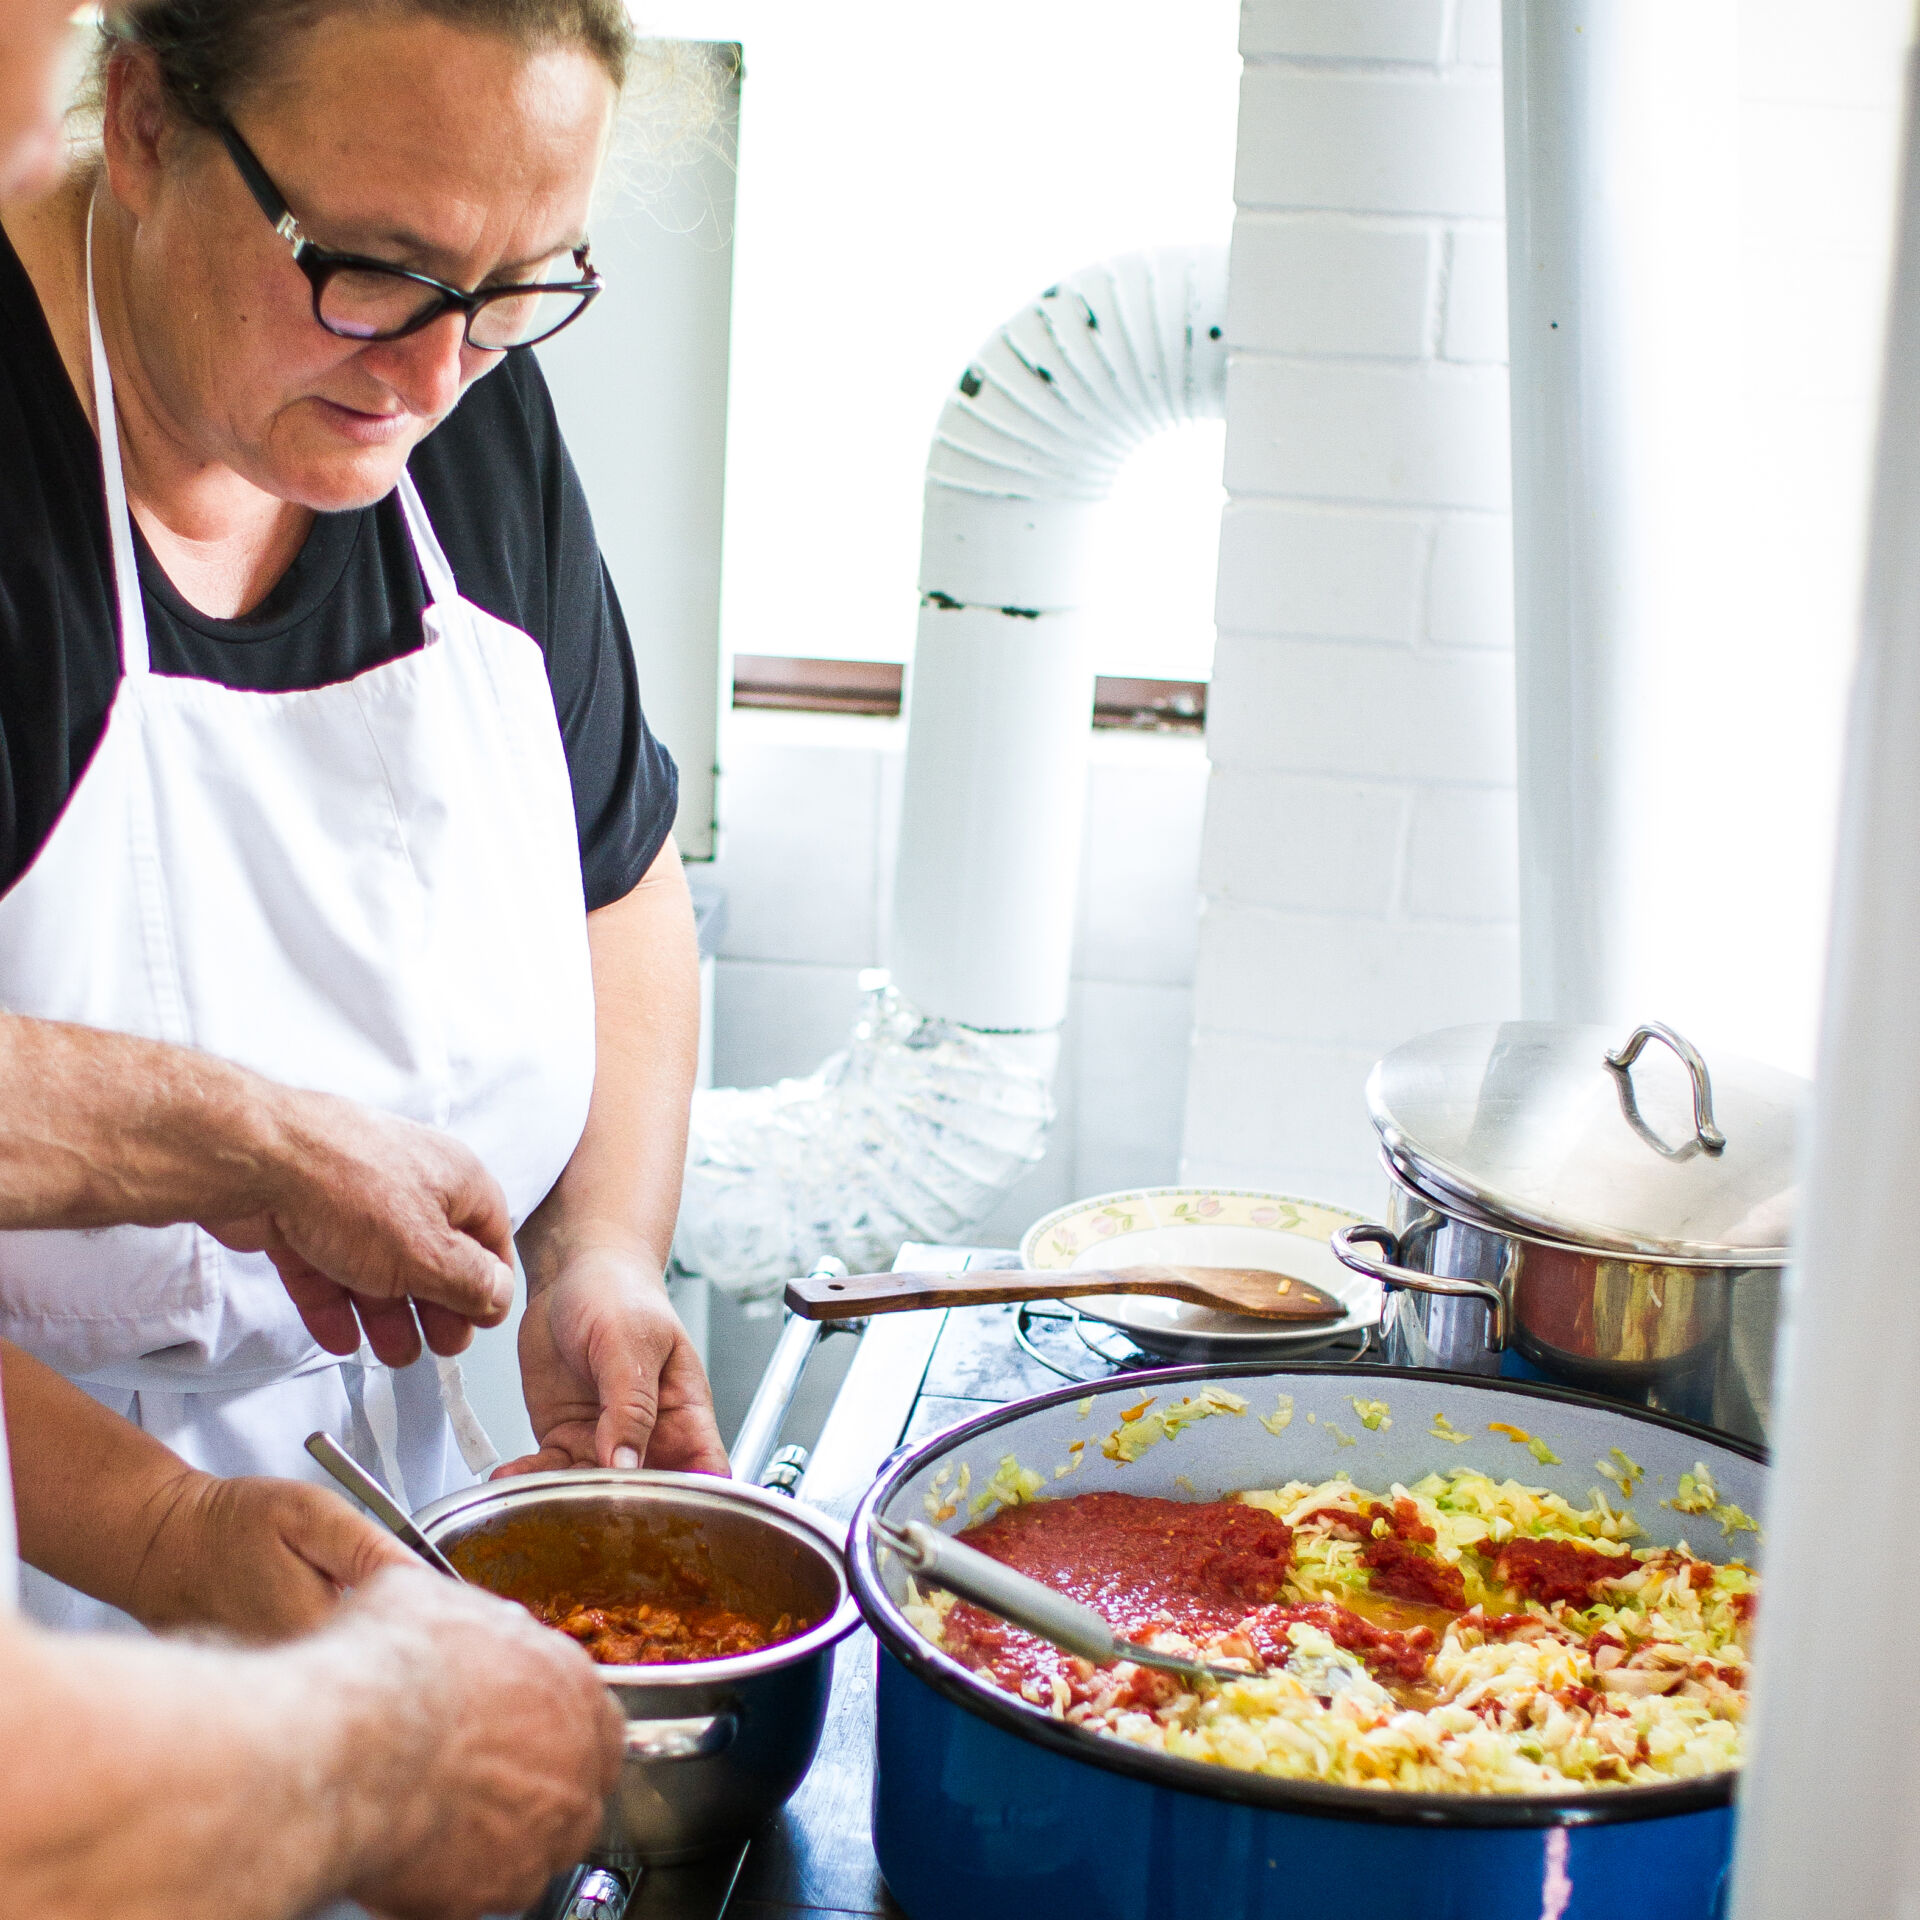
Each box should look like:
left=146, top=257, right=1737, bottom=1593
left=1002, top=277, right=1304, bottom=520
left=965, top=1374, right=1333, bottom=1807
left=1182, top=0, right=1518, bottom=1209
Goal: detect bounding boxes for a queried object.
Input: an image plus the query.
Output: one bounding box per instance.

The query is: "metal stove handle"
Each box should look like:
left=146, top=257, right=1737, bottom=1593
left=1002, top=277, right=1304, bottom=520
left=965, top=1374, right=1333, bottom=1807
left=729, top=1258, right=846, bottom=1485
left=622, top=1712, right=738, bottom=1761
left=557, top=1866, right=631, bottom=1920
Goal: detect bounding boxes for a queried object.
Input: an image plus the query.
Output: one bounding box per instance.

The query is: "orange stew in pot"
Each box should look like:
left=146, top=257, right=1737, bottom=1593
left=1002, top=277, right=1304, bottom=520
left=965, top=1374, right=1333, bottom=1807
left=528, top=1596, right=798, bottom=1665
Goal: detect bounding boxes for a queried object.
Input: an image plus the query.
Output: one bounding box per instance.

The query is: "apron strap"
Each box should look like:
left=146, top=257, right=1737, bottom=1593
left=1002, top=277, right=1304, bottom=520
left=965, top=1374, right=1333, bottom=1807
left=84, top=191, right=152, bottom=682
left=0, top=1369, right=19, bottom=1613
left=354, top=1344, right=413, bottom=1514
left=393, top=470, right=461, bottom=610
left=435, top=1354, right=503, bottom=1477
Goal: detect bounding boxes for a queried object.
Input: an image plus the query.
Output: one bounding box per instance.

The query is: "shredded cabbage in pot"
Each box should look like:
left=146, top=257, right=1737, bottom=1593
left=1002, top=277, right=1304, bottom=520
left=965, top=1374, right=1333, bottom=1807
left=909, top=1468, right=1756, bottom=1796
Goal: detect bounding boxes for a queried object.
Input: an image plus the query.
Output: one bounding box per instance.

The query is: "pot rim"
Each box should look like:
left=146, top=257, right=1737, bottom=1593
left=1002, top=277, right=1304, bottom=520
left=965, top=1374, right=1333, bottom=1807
left=850, top=1361, right=1765, bottom=1832
left=1382, top=1150, right=1791, bottom=1271
left=415, top=1468, right=863, bottom=1684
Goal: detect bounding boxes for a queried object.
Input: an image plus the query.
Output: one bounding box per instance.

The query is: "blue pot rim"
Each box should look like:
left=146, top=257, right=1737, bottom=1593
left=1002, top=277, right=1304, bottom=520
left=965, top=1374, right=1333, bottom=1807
left=850, top=1360, right=1765, bottom=1833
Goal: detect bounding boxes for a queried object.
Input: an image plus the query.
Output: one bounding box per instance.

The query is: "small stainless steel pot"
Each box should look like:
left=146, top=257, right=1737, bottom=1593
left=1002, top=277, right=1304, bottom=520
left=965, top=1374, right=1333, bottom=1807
left=1331, top=1020, right=1802, bottom=1444
left=413, top=1470, right=860, bottom=1866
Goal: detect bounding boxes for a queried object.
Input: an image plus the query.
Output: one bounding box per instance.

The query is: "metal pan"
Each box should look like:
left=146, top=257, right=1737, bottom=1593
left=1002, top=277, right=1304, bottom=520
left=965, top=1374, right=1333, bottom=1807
left=413, top=1470, right=861, bottom=1867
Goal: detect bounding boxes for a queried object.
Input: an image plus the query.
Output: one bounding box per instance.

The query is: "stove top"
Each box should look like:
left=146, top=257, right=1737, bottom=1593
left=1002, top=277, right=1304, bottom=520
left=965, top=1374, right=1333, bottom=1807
left=520, top=1241, right=1377, bottom=1920
left=522, top=1850, right=746, bottom=1920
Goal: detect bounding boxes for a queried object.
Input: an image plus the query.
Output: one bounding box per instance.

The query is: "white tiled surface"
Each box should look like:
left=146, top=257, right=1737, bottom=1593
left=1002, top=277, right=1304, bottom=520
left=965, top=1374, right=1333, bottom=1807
left=1235, top=69, right=1505, bottom=219
left=710, top=959, right=865, bottom=1089
left=1427, top=511, right=1516, bottom=647
left=703, top=723, right=890, bottom=966
left=1195, top=900, right=1518, bottom=1051
left=1205, top=636, right=1516, bottom=785
left=1199, top=770, right=1407, bottom=917
left=1240, top=0, right=1449, bottom=64
left=1185, top=0, right=1519, bottom=1201
left=1439, top=226, right=1510, bottom=363
left=1452, top=0, right=1502, bottom=68
left=1213, top=501, right=1425, bottom=639
left=1074, top=738, right=1209, bottom=987
left=1073, top=981, right=1196, bottom=1194
left=1223, top=358, right=1512, bottom=509
left=1227, top=217, right=1437, bottom=358
left=704, top=712, right=1203, bottom=1241
left=1403, top=785, right=1522, bottom=923
left=1182, top=1030, right=1386, bottom=1214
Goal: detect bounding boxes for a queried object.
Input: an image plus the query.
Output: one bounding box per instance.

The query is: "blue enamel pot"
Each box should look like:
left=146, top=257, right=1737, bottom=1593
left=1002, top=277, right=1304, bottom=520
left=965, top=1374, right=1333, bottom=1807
left=849, top=1363, right=1764, bottom=1920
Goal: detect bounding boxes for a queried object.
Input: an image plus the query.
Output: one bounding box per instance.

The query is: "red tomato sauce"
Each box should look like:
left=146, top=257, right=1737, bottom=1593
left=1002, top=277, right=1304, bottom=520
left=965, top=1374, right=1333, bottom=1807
left=944, top=1493, right=1433, bottom=1703
left=1488, top=1536, right=1634, bottom=1608
left=942, top=1492, right=1292, bottom=1697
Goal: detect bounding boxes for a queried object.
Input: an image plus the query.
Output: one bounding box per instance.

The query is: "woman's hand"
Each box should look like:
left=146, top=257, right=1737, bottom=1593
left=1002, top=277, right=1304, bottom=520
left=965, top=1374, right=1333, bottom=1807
left=499, top=1242, right=726, bottom=1477
left=129, top=1471, right=415, bottom=1642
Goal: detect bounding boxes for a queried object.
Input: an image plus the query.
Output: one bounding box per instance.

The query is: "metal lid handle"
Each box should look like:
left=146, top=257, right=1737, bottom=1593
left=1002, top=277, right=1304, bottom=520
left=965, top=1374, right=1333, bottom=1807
left=1603, top=1022, right=1727, bottom=1156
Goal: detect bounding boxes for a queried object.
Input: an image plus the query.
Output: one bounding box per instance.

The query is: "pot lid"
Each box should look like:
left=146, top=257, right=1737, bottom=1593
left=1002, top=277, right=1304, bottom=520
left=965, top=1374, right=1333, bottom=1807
left=1367, top=1022, right=1805, bottom=1263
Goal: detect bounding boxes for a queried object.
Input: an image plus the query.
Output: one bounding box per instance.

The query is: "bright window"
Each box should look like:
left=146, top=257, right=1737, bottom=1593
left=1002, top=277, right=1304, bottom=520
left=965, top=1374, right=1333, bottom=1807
left=639, top=0, right=1240, bottom=680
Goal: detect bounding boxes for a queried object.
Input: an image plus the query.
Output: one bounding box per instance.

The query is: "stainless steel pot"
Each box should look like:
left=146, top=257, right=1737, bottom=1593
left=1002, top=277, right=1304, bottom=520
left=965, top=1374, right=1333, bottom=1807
left=412, top=1470, right=860, bottom=1866
left=1331, top=1020, right=1804, bottom=1445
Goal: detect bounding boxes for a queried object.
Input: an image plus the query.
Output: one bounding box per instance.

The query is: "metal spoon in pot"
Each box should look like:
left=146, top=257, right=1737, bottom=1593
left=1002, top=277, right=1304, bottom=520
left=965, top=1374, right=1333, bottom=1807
left=872, top=1516, right=1256, bottom=1687
left=304, top=1430, right=465, bottom=1581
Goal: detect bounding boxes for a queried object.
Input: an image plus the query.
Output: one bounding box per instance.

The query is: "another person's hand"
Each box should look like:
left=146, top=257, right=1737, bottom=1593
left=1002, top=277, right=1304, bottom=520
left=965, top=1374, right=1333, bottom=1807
left=500, top=1241, right=727, bottom=1477
left=319, top=1566, right=622, bottom=1920
left=202, top=1084, right=518, bottom=1367
left=126, top=1469, right=413, bottom=1643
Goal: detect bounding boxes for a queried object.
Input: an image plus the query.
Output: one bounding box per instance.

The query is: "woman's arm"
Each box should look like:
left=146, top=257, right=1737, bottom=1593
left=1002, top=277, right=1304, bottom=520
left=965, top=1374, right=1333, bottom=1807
left=3, top=1341, right=410, bottom=1640
left=508, top=841, right=726, bottom=1474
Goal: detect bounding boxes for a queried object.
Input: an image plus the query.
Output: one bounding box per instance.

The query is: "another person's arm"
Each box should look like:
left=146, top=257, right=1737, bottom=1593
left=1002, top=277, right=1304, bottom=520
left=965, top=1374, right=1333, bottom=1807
left=0, top=1012, right=517, bottom=1361
left=3, top=1340, right=409, bottom=1640
left=0, top=1563, right=622, bottom=1920
left=508, top=844, right=725, bottom=1475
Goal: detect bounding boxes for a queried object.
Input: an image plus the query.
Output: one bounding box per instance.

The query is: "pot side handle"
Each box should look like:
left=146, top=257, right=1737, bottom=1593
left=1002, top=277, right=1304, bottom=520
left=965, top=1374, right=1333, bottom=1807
left=1330, top=1223, right=1510, bottom=1349
left=622, top=1712, right=738, bottom=1761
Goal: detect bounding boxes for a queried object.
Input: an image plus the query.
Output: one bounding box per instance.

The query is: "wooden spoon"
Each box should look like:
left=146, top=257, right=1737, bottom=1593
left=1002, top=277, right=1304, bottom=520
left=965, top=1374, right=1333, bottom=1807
left=784, top=1263, right=1345, bottom=1324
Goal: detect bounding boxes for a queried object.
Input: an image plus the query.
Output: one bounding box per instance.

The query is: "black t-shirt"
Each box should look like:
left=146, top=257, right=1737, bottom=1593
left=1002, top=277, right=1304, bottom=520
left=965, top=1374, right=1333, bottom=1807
left=0, top=225, right=676, bottom=910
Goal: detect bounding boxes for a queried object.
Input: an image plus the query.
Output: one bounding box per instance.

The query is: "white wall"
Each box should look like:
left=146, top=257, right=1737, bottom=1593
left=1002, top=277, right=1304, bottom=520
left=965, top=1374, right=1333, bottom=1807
left=1183, top=0, right=1518, bottom=1211
left=705, top=707, right=1207, bottom=1246
left=538, top=45, right=737, bottom=858
left=689, top=0, right=1908, bottom=1273
left=639, top=0, right=1240, bottom=681
left=1708, top=0, right=1907, bottom=1072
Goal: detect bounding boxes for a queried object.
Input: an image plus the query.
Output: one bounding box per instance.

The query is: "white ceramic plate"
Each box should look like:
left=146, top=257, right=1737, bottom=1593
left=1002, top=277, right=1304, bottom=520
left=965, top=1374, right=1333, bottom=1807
left=1018, top=1187, right=1381, bottom=1358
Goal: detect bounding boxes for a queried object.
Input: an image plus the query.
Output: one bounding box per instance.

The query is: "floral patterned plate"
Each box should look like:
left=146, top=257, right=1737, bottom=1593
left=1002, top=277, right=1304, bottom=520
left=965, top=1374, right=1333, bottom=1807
left=1017, top=1187, right=1380, bottom=1358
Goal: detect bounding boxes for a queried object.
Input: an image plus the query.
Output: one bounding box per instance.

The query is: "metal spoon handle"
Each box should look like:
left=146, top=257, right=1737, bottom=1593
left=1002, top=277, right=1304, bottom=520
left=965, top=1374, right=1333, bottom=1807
left=304, top=1430, right=464, bottom=1581
left=874, top=1517, right=1246, bottom=1685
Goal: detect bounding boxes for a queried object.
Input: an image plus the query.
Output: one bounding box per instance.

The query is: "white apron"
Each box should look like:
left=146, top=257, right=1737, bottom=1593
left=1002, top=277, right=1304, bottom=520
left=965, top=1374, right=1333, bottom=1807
left=0, top=209, right=597, bottom=1630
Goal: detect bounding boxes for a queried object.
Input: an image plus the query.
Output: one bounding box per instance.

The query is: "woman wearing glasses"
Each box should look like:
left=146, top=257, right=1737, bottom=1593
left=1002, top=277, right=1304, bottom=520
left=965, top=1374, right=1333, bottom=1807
left=0, top=0, right=726, bottom=1631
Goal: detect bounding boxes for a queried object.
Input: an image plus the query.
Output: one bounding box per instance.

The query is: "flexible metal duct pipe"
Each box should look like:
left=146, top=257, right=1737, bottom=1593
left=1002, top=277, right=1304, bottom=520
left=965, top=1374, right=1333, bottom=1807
left=676, top=246, right=1228, bottom=1284
left=1728, top=35, right=1920, bottom=1918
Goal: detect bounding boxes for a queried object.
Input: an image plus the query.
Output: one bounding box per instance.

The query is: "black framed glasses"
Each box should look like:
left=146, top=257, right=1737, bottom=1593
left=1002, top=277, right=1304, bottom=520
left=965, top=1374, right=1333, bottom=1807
left=217, top=121, right=602, bottom=352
